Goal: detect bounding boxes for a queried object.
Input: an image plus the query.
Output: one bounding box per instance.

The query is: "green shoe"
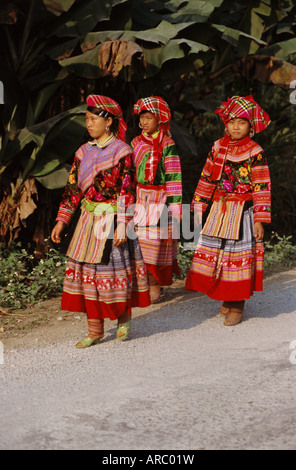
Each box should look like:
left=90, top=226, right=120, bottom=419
left=116, top=320, right=131, bottom=341
left=75, top=336, right=102, bottom=349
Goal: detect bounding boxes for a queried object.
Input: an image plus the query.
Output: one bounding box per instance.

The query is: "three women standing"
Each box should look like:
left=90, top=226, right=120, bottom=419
left=52, top=92, right=271, bottom=348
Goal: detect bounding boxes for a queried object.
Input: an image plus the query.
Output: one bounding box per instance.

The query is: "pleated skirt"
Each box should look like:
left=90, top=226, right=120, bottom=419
left=134, top=184, right=180, bottom=285
left=61, top=237, right=151, bottom=320
left=185, top=206, right=264, bottom=301
left=135, top=219, right=180, bottom=286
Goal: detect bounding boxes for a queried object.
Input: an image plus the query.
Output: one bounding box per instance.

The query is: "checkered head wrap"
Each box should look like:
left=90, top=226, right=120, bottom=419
left=133, top=96, right=171, bottom=134
left=133, top=96, right=172, bottom=183
left=215, top=95, right=271, bottom=133
left=86, top=95, right=127, bottom=141
left=205, top=96, right=271, bottom=181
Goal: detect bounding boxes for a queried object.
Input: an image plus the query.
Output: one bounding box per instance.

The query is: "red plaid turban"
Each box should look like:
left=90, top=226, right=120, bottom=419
left=86, top=95, right=127, bottom=142
left=206, top=96, right=271, bottom=181
left=133, top=96, right=171, bottom=134
left=215, top=95, right=271, bottom=133
left=133, top=96, right=172, bottom=183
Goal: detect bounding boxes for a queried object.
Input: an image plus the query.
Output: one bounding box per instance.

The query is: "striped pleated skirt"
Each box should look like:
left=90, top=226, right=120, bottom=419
left=185, top=206, right=264, bottom=301
left=134, top=184, right=180, bottom=285
left=61, top=205, right=151, bottom=320
left=61, top=239, right=151, bottom=320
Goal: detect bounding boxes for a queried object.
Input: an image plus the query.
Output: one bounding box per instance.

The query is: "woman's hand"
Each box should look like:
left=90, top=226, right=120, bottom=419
left=51, top=221, right=67, bottom=244
left=113, top=222, right=127, bottom=247
left=254, top=222, right=264, bottom=241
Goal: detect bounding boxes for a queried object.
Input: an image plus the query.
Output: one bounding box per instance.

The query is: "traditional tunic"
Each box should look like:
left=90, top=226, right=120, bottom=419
left=185, top=135, right=271, bottom=301
left=131, top=131, right=182, bottom=285
left=56, top=135, right=150, bottom=320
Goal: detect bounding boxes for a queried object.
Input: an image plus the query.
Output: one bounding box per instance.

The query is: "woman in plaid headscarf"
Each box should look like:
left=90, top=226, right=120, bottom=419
left=51, top=95, right=150, bottom=347
left=185, top=95, right=271, bottom=326
left=132, top=96, right=182, bottom=302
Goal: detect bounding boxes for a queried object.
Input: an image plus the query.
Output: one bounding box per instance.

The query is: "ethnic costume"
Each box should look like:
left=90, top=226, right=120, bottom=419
left=56, top=96, right=150, bottom=341
left=185, top=96, right=271, bottom=321
left=132, top=97, right=182, bottom=287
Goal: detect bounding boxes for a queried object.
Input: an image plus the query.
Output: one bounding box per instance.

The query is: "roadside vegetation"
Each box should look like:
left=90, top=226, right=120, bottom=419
left=0, top=236, right=296, bottom=313
left=1, top=0, right=296, bottom=320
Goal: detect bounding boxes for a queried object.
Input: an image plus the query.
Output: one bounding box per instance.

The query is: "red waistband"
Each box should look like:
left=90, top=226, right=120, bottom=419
left=213, top=189, right=253, bottom=202
left=137, top=182, right=166, bottom=191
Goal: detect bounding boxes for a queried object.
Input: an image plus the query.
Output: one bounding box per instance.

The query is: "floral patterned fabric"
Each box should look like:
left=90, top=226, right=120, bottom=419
left=186, top=135, right=271, bottom=301
left=56, top=140, right=136, bottom=225
left=191, top=138, right=271, bottom=224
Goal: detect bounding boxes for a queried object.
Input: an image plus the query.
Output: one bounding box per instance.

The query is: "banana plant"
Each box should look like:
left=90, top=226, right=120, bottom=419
left=0, top=0, right=296, bottom=247
left=0, top=0, right=128, bottom=246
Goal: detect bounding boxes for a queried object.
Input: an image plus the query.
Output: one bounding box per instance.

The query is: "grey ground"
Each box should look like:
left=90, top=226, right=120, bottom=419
left=0, top=269, right=296, bottom=450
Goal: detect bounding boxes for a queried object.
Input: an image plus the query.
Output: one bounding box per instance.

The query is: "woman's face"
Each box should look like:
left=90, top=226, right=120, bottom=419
left=226, top=117, right=250, bottom=140
left=86, top=110, right=111, bottom=140
left=140, top=111, right=159, bottom=135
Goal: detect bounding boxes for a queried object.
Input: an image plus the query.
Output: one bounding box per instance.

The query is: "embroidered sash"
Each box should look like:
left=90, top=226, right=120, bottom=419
left=202, top=190, right=253, bottom=240
left=133, top=183, right=167, bottom=227
left=66, top=199, right=117, bottom=264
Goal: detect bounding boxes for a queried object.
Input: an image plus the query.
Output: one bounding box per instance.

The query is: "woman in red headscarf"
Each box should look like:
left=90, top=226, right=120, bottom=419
left=132, top=96, right=183, bottom=302
left=185, top=95, right=271, bottom=326
left=51, top=95, right=150, bottom=347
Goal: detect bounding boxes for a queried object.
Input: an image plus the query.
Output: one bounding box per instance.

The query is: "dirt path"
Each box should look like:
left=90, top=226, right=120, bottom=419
left=1, top=270, right=296, bottom=450
left=0, top=279, right=188, bottom=350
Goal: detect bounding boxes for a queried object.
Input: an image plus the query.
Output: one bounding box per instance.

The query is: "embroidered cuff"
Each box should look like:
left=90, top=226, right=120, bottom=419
left=56, top=208, right=73, bottom=225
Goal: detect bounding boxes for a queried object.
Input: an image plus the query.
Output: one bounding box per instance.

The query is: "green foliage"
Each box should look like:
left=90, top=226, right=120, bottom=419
left=176, top=242, right=194, bottom=279
left=0, top=242, right=67, bottom=310
left=264, top=232, right=296, bottom=269
left=1, top=234, right=296, bottom=312
left=2, top=0, right=296, bottom=190
left=1, top=0, right=296, bottom=248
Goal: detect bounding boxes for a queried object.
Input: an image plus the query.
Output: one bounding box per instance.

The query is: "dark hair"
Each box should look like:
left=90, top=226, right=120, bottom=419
left=86, top=106, right=119, bottom=134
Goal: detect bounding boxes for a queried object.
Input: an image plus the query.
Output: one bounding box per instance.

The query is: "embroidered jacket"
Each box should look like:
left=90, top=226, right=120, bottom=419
left=56, top=137, right=136, bottom=225
left=191, top=137, right=271, bottom=224
left=131, top=134, right=182, bottom=216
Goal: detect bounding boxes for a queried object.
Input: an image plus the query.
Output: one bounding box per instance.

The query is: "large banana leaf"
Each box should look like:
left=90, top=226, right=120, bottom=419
left=59, top=41, right=143, bottom=79
left=142, top=39, right=209, bottom=77
left=81, top=21, right=195, bottom=52
left=60, top=20, right=209, bottom=79
left=237, top=55, right=296, bottom=88
left=132, top=20, right=195, bottom=45
left=43, top=0, right=76, bottom=16
left=1, top=105, right=86, bottom=168
left=1, top=0, right=296, bottom=247
left=48, top=0, right=128, bottom=38
left=259, top=37, right=296, bottom=60
left=35, top=164, right=72, bottom=190
left=29, top=114, right=86, bottom=177
left=163, top=0, right=224, bottom=23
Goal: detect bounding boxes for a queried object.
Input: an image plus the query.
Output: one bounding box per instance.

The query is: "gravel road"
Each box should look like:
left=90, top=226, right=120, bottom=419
left=1, top=269, right=296, bottom=451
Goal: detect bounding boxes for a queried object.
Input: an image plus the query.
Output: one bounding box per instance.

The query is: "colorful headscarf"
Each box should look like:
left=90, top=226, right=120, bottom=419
left=215, top=95, right=271, bottom=133
left=86, top=94, right=127, bottom=142
left=208, top=95, right=271, bottom=181
left=133, top=96, right=172, bottom=183
left=133, top=96, right=171, bottom=135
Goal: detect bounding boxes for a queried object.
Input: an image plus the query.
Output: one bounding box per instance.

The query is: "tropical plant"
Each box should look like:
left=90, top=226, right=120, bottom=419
left=0, top=0, right=296, bottom=251
left=0, top=241, right=67, bottom=310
